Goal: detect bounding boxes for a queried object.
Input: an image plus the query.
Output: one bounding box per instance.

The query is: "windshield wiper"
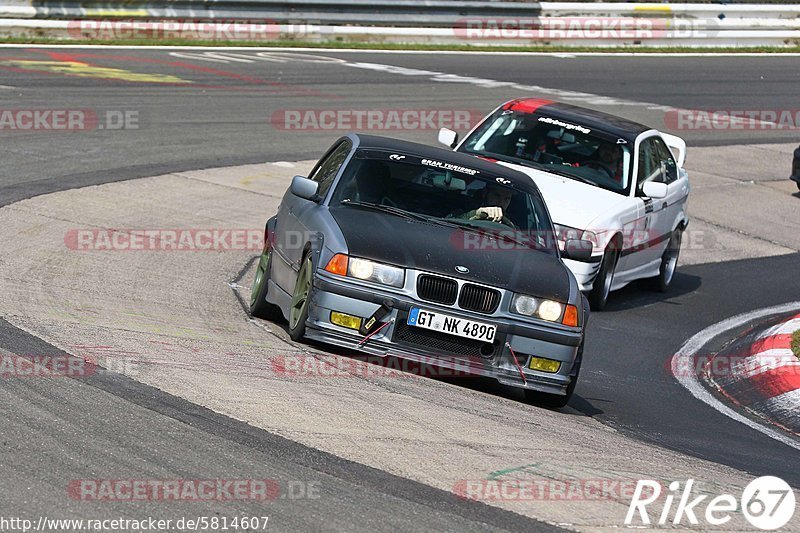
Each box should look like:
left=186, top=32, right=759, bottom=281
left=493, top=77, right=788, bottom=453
left=340, top=200, right=432, bottom=223
left=341, top=201, right=515, bottom=236
left=442, top=218, right=532, bottom=248
left=464, top=150, right=548, bottom=171
left=544, top=167, right=597, bottom=186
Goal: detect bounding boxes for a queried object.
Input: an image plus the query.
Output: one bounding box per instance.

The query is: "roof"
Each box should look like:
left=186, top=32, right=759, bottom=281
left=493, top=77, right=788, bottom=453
left=503, top=98, right=652, bottom=141
left=349, top=133, right=540, bottom=192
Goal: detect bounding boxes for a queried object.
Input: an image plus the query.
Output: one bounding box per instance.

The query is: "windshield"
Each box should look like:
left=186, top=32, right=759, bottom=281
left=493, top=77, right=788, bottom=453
left=330, top=149, right=558, bottom=254
left=459, top=109, right=633, bottom=195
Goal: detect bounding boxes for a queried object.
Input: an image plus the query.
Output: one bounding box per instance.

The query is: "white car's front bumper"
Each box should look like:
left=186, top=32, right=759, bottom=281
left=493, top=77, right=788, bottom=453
left=564, top=257, right=603, bottom=292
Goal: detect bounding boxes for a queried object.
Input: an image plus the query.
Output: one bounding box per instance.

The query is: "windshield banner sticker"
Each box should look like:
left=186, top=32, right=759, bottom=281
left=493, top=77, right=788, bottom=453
left=420, top=158, right=481, bottom=176
left=537, top=116, right=591, bottom=134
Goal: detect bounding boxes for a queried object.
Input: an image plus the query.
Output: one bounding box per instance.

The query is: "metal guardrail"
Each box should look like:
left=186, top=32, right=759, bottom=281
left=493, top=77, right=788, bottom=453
left=7, top=1, right=545, bottom=26
left=1, top=1, right=799, bottom=46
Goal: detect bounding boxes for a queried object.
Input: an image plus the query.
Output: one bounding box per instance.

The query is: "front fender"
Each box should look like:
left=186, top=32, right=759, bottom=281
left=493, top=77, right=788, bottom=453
left=265, top=216, right=277, bottom=251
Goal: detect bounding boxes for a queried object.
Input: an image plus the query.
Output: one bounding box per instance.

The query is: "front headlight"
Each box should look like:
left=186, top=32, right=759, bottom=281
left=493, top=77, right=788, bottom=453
left=349, top=257, right=374, bottom=279
left=553, top=223, right=582, bottom=245
left=553, top=224, right=598, bottom=252
left=538, top=300, right=563, bottom=322
left=511, top=294, right=538, bottom=316
left=325, top=255, right=405, bottom=288
left=510, top=294, right=564, bottom=323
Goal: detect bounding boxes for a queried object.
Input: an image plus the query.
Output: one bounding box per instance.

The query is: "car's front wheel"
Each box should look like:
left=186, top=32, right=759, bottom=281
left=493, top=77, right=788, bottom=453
left=587, top=241, right=618, bottom=311
left=288, top=253, right=313, bottom=341
left=653, top=227, right=683, bottom=292
left=250, top=248, right=283, bottom=321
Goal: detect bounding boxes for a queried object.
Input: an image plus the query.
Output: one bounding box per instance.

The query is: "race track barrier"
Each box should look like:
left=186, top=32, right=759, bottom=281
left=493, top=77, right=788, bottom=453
left=1, top=1, right=799, bottom=46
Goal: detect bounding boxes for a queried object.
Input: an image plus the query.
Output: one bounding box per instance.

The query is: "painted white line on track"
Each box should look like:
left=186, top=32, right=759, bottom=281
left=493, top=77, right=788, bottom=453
left=0, top=85, right=14, bottom=89
left=166, top=50, right=789, bottom=129
left=166, top=49, right=675, bottom=110
left=759, top=317, right=800, bottom=338
left=1, top=44, right=800, bottom=56
left=671, top=301, right=800, bottom=451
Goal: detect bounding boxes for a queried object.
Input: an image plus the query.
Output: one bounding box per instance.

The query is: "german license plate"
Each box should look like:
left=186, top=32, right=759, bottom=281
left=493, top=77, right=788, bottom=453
left=407, top=308, right=496, bottom=343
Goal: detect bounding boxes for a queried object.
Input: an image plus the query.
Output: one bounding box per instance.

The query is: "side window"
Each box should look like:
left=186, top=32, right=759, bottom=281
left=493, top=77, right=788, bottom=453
left=636, top=137, right=677, bottom=194
left=310, top=141, right=352, bottom=199
left=636, top=139, right=656, bottom=195
left=652, top=137, right=678, bottom=184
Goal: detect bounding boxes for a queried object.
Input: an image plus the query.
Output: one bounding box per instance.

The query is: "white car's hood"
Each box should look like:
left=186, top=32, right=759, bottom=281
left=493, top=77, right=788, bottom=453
left=497, top=161, right=629, bottom=229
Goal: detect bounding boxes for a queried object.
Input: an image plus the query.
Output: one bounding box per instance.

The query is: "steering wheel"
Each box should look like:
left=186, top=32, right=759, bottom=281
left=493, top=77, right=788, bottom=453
left=467, top=210, right=518, bottom=230
left=583, top=160, right=615, bottom=180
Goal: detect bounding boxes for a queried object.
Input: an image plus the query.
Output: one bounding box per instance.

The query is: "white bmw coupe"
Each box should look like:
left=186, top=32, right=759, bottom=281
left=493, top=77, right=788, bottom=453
left=440, top=98, right=690, bottom=309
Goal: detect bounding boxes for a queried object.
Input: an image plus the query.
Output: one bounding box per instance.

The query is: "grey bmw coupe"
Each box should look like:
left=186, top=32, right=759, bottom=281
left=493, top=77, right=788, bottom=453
left=250, top=134, right=591, bottom=407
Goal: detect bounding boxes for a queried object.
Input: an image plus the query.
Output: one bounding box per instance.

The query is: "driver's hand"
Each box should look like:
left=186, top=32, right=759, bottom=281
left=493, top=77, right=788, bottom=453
left=471, top=206, right=504, bottom=222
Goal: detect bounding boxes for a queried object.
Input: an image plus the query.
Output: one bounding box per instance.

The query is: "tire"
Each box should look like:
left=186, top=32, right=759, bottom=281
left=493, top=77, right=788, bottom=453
left=288, top=253, right=313, bottom=342
left=249, top=248, right=283, bottom=321
left=653, top=227, right=683, bottom=293
left=587, top=241, right=618, bottom=311
left=524, top=347, right=583, bottom=409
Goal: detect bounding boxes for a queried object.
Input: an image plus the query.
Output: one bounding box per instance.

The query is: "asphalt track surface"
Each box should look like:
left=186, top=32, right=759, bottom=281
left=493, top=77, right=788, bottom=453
left=1, top=47, right=799, bottom=529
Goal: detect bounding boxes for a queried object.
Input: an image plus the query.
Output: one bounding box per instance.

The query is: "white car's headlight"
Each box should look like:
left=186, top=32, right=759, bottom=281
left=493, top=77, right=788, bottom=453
left=325, top=255, right=405, bottom=288
left=510, top=294, right=564, bottom=323
left=553, top=224, right=599, bottom=252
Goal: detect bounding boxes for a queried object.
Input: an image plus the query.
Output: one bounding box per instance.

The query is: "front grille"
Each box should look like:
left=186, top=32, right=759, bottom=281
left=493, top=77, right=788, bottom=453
left=417, top=275, right=458, bottom=305
left=458, top=284, right=501, bottom=314
left=393, top=315, right=498, bottom=359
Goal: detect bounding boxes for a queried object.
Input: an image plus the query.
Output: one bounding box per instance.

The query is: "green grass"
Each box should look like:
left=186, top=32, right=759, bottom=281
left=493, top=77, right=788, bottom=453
left=2, top=36, right=800, bottom=53
left=792, top=330, right=800, bottom=359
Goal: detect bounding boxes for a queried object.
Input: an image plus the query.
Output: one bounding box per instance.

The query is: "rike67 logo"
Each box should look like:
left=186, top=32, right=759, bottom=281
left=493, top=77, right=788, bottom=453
left=626, top=476, right=796, bottom=530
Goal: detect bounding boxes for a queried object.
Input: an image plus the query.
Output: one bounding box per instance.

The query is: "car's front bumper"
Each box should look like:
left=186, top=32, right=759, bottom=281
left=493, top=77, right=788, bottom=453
left=564, top=257, right=602, bottom=292
left=304, top=273, right=584, bottom=396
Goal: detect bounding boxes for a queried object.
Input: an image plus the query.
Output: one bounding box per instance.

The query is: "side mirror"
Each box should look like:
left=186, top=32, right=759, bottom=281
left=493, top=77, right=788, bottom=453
left=290, top=175, right=319, bottom=201
left=438, top=128, right=459, bottom=149
left=642, top=181, right=668, bottom=199
left=562, top=239, right=593, bottom=262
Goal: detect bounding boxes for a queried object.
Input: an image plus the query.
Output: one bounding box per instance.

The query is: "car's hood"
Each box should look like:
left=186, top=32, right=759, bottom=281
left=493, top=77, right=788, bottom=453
left=330, top=207, right=571, bottom=302
left=496, top=161, right=629, bottom=229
